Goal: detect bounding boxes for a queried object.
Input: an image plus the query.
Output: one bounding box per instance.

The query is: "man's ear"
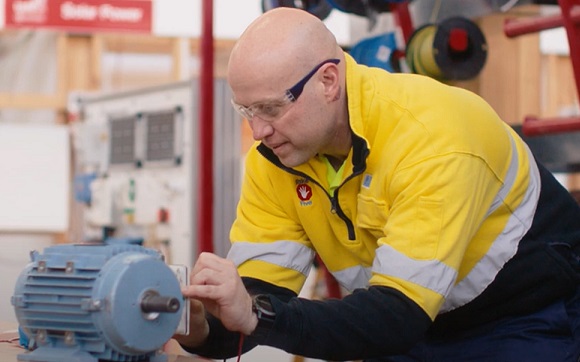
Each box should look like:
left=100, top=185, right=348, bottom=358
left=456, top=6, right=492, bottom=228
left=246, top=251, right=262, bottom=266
left=320, top=63, right=340, bottom=102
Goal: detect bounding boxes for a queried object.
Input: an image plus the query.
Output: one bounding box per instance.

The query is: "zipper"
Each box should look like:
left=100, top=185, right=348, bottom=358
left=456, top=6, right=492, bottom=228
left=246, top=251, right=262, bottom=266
left=257, top=139, right=368, bottom=242
left=262, top=157, right=357, bottom=240
left=279, top=167, right=358, bottom=241
left=310, top=175, right=356, bottom=241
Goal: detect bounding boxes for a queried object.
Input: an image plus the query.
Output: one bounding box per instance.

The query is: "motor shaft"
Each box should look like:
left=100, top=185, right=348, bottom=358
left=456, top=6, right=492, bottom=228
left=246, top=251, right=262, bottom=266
left=140, top=291, right=180, bottom=313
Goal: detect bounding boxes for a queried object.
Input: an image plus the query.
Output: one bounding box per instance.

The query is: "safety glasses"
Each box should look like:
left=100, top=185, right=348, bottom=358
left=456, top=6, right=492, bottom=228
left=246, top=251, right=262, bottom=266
left=231, top=58, right=340, bottom=122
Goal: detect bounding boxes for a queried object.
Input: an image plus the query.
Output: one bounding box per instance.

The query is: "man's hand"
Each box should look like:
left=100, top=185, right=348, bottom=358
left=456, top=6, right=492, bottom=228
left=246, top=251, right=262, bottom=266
left=181, top=252, right=258, bottom=336
left=172, top=299, right=209, bottom=348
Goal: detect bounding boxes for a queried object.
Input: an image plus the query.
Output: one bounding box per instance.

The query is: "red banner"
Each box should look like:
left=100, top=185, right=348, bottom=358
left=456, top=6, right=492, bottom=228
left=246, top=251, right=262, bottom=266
left=5, top=0, right=152, bottom=33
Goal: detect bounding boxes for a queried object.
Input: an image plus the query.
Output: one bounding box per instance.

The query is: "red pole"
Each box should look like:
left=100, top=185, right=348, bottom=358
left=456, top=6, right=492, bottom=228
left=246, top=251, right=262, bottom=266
left=558, top=0, right=580, bottom=103
left=504, top=5, right=580, bottom=37
left=389, top=1, right=414, bottom=44
left=198, top=0, right=214, bottom=254
left=522, top=115, right=580, bottom=136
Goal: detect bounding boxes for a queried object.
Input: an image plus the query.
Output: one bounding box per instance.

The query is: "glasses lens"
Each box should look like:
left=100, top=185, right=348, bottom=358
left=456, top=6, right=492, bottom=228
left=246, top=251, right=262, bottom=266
left=231, top=98, right=291, bottom=122
left=230, top=59, right=340, bottom=122
left=251, top=102, right=288, bottom=121
left=231, top=99, right=252, bottom=119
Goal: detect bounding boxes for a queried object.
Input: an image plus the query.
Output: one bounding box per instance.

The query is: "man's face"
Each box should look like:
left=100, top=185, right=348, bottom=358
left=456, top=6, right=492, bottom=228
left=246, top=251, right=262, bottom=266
left=230, top=60, right=339, bottom=168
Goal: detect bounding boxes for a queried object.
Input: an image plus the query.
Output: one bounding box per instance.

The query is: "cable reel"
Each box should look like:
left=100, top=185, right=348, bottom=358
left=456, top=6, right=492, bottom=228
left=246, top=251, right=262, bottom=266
left=405, top=17, right=488, bottom=81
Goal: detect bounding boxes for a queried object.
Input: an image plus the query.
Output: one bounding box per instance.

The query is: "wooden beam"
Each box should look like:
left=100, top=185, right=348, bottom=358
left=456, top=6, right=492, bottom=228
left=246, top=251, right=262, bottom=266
left=102, top=34, right=175, bottom=53
left=0, top=93, right=66, bottom=109
left=516, top=29, right=541, bottom=122
left=90, top=35, right=104, bottom=89
left=190, top=38, right=237, bottom=53
left=171, top=37, right=190, bottom=81
left=56, top=33, right=68, bottom=97
left=101, top=33, right=236, bottom=55
left=543, top=54, right=578, bottom=118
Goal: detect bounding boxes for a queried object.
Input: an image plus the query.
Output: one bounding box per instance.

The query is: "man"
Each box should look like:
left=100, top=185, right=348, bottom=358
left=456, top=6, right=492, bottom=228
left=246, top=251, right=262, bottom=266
left=175, top=7, right=580, bottom=361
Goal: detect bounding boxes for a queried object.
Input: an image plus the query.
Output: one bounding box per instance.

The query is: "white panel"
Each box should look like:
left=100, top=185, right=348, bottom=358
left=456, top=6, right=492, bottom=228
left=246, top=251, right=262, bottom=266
left=153, top=0, right=262, bottom=38
left=85, top=178, right=115, bottom=226
left=540, top=28, right=569, bottom=55
left=0, top=123, right=70, bottom=232
left=324, top=10, right=356, bottom=46
left=133, top=176, right=167, bottom=225
left=342, top=11, right=395, bottom=47
left=152, top=0, right=200, bottom=37
left=212, top=79, right=241, bottom=258
left=79, top=82, right=198, bottom=268
left=539, top=5, right=569, bottom=56
left=214, top=0, right=262, bottom=39
left=77, top=79, right=244, bottom=263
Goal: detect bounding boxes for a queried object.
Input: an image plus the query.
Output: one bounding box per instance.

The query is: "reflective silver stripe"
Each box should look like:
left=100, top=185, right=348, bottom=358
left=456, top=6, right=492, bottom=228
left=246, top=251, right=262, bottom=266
left=331, top=265, right=371, bottom=292
left=440, top=142, right=541, bottom=313
left=227, top=240, right=315, bottom=276
left=485, top=136, right=520, bottom=218
left=372, top=244, right=458, bottom=296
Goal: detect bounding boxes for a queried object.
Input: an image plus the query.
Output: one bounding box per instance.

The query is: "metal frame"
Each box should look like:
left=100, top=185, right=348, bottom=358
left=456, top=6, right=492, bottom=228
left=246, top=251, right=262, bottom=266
left=504, top=0, right=580, bottom=135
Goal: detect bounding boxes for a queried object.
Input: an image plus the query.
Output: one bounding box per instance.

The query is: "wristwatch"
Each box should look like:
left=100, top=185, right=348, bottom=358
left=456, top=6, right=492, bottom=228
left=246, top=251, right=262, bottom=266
left=251, top=294, right=276, bottom=339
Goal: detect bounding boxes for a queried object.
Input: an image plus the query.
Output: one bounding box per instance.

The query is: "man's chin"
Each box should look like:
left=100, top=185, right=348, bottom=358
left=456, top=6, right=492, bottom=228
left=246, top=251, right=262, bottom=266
left=279, top=155, right=308, bottom=168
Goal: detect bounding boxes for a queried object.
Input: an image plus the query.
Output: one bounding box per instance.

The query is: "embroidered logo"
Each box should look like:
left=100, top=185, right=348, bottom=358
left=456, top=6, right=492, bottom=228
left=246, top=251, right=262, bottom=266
left=296, top=184, right=313, bottom=206
left=362, top=174, right=372, bottom=188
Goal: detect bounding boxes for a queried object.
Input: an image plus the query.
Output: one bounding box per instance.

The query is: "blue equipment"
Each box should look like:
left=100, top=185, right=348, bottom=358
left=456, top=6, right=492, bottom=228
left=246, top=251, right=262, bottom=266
left=11, top=238, right=184, bottom=362
left=350, top=32, right=399, bottom=73
left=73, top=173, right=97, bottom=205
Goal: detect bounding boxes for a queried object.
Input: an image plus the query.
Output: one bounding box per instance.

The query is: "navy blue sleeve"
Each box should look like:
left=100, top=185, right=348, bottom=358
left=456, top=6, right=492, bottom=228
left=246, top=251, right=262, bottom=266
left=183, top=277, right=431, bottom=360
left=260, top=285, right=431, bottom=360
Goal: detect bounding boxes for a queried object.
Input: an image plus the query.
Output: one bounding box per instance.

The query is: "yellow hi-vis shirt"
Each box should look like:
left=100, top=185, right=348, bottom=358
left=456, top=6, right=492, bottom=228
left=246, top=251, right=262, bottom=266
left=228, top=53, right=540, bottom=320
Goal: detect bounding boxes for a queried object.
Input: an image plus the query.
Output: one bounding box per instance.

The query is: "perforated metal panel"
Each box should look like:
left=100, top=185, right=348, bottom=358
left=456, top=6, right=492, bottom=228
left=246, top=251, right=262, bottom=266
left=145, top=110, right=178, bottom=162
left=109, top=115, right=137, bottom=165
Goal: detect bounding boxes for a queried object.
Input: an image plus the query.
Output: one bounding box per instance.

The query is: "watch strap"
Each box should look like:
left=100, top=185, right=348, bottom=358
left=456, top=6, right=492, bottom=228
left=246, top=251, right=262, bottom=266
left=250, top=294, right=276, bottom=340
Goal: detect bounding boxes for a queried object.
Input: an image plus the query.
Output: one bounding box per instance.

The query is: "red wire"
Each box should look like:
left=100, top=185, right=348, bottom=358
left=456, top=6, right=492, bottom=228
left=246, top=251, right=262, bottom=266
left=236, top=333, right=244, bottom=362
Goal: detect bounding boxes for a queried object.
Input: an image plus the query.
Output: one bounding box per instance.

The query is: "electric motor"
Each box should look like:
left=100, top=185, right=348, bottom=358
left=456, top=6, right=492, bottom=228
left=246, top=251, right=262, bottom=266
left=11, top=238, right=184, bottom=362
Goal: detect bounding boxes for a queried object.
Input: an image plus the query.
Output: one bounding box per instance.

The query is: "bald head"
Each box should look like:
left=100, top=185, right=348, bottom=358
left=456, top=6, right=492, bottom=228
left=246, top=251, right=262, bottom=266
left=227, top=8, right=343, bottom=100
left=227, top=8, right=352, bottom=166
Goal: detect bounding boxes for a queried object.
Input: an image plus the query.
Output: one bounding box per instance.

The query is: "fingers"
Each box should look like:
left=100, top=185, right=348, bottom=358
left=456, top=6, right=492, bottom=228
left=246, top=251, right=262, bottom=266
left=182, top=252, right=239, bottom=299
left=190, top=252, right=235, bottom=276
left=189, top=252, right=239, bottom=287
left=181, top=252, right=255, bottom=334
left=182, top=272, right=236, bottom=300
left=181, top=284, right=217, bottom=299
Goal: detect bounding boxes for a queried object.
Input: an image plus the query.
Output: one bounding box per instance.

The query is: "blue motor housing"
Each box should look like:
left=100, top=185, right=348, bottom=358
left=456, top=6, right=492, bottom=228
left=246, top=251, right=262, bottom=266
left=11, top=238, right=184, bottom=362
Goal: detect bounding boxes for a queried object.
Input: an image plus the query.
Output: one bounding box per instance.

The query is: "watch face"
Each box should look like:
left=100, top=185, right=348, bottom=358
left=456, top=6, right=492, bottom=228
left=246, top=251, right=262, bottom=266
left=251, top=295, right=276, bottom=339
left=253, top=295, right=276, bottom=319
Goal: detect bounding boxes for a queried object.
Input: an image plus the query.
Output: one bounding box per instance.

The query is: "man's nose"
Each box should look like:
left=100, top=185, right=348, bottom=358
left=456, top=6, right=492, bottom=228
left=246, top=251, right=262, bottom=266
left=249, top=117, right=274, bottom=141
